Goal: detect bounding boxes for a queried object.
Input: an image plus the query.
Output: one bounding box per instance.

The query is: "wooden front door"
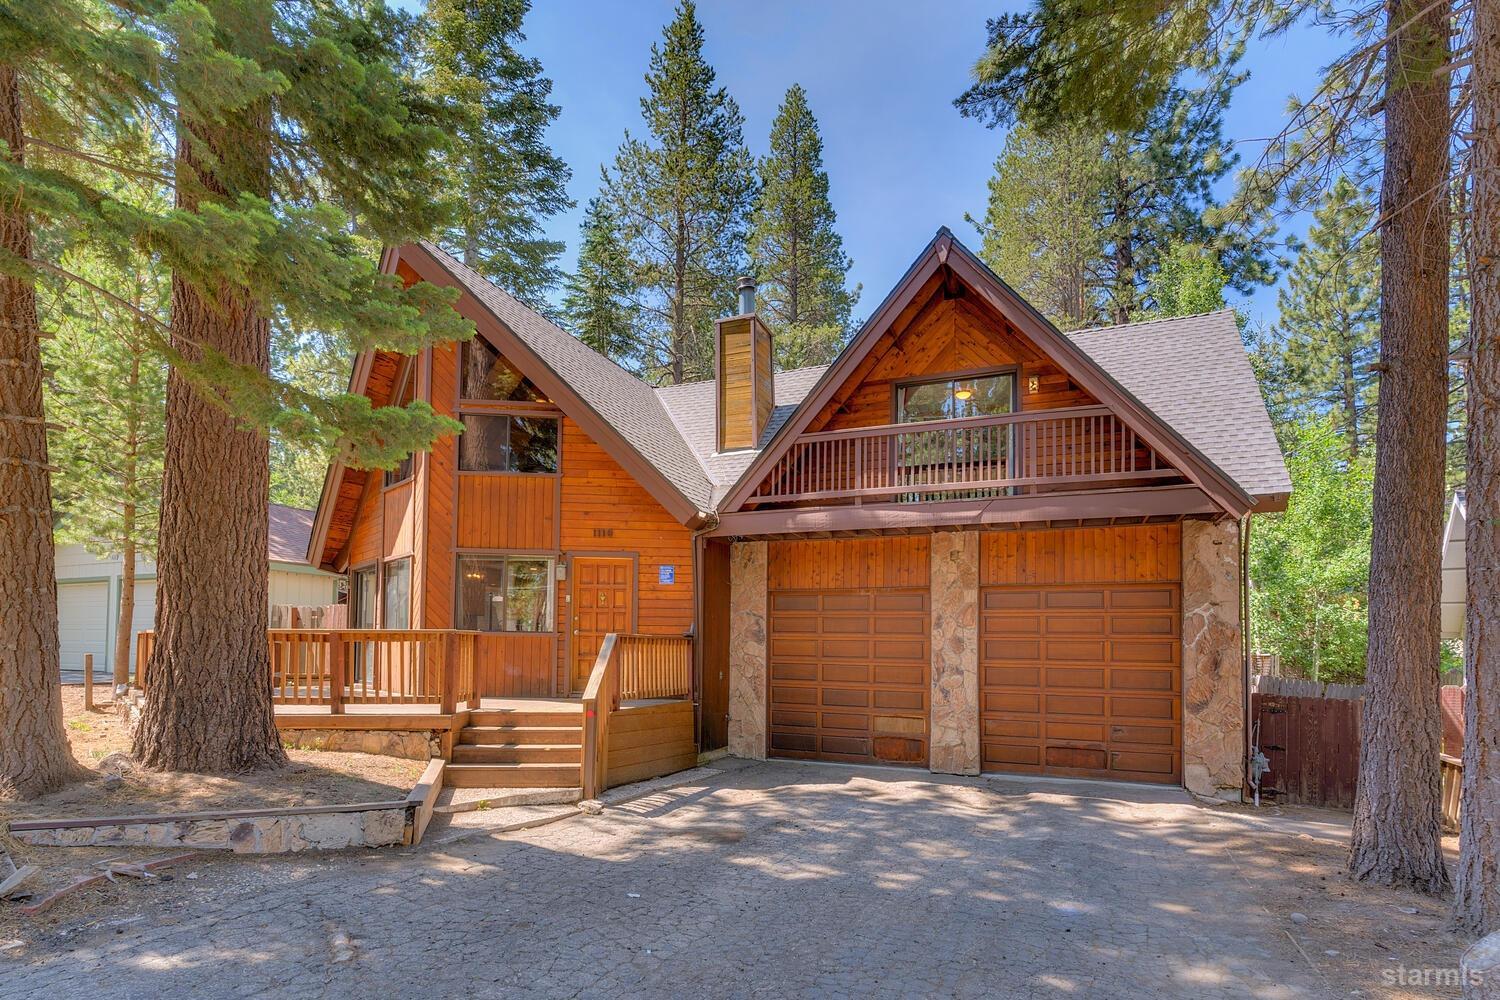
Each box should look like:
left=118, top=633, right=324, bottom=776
left=571, top=557, right=634, bottom=693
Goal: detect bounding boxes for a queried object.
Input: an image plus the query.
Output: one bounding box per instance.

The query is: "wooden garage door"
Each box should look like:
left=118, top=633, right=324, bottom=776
left=767, top=588, right=931, bottom=765
left=980, top=583, right=1181, bottom=783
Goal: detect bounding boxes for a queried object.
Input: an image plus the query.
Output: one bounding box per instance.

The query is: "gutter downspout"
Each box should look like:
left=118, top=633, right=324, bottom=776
left=689, top=512, right=719, bottom=750
left=1240, top=513, right=1253, bottom=801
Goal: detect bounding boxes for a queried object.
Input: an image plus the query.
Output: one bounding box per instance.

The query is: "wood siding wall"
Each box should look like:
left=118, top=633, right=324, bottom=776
left=456, top=475, right=556, bottom=549
left=768, top=536, right=931, bottom=591
left=699, top=539, right=732, bottom=750
left=980, top=524, right=1183, bottom=586
left=813, top=289, right=1097, bottom=433
left=558, top=416, right=694, bottom=691
left=424, top=341, right=459, bottom=629
left=606, top=700, right=696, bottom=789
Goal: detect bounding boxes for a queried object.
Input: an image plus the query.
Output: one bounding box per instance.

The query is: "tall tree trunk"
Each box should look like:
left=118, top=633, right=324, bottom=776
left=1456, top=0, right=1500, bottom=936
left=114, top=535, right=136, bottom=687
left=113, top=350, right=141, bottom=688
left=0, top=65, right=81, bottom=798
left=1348, top=0, right=1451, bottom=893
left=132, top=85, right=285, bottom=772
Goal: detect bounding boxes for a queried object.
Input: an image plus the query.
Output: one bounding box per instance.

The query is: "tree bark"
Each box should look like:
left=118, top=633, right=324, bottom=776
left=1456, top=0, right=1500, bottom=936
left=0, top=65, right=82, bottom=798
left=132, top=76, right=286, bottom=772
left=1348, top=0, right=1451, bottom=894
left=114, top=536, right=136, bottom=687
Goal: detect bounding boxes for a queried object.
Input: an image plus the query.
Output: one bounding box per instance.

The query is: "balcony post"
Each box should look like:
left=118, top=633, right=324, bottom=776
left=441, top=631, right=459, bottom=715
left=328, top=633, right=345, bottom=715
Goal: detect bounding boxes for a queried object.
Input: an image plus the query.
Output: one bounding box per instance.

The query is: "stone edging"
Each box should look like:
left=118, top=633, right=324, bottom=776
left=9, top=759, right=447, bottom=855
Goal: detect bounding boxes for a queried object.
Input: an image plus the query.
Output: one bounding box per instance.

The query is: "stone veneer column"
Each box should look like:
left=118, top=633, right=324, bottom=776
left=929, top=530, right=980, bottom=775
left=1182, top=518, right=1245, bottom=800
left=727, top=540, right=768, bottom=760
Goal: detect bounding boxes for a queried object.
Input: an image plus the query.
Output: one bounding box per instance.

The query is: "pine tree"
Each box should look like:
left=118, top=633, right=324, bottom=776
left=973, top=123, right=1109, bottom=330
left=1271, top=177, right=1380, bottom=458
left=130, top=0, right=475, bottom=774
left=0, top=0, right=159, bottom=797
left=603, top=1, right=756, bottom=383
left=954, top=0, right=1454, bottom=896
left=748, top=84, right=858, bottom=368
left=968, top=70, right=1274, bottom=329
left=45, top=248, right=168, bottom=688
left=563, top=197, right=638, bottom=359
left=421, top=0, right=571, bottom=309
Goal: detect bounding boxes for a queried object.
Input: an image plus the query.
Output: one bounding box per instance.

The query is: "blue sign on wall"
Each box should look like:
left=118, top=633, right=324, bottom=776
left=658, top=564, right=676, bottom=585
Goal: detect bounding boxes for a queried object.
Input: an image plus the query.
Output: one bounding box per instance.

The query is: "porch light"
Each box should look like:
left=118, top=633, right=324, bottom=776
left=954, top=385, right=973, bottom=401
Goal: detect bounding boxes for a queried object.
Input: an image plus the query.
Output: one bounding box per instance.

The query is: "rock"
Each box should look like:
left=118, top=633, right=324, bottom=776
left=98, top=752, right=134, bottom=776
left=101, top=774, right=123, bottom=790
left=1289, top=912, right=1308, bottom=925
left=1462, top=930, right=1500, bottom=1000
left=577, top=799, right=604, bottom=816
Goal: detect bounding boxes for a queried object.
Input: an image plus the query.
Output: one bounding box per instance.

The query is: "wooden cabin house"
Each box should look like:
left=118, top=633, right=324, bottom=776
left=304, top=229, right=1289, bottom=800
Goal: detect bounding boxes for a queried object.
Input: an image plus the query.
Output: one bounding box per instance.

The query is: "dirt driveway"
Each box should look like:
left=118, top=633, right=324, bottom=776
left=0, top=758, right=1471, bottom=999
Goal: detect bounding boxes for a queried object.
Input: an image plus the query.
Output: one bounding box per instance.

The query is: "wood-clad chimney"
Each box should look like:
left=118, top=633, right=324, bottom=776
left=715, top=276, right=773, bottom=452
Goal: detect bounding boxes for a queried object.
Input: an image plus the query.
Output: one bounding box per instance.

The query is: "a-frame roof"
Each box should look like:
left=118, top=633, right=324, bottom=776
left=717, top=229, right=1260, bottom=517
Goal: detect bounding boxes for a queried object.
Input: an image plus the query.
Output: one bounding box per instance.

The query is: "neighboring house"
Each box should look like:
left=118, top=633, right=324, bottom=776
left=1441, top=490, right=1466, bottom=642
left=56, top=503, right=342, bottom=682
left=308, top=230, right=1290, bottom=800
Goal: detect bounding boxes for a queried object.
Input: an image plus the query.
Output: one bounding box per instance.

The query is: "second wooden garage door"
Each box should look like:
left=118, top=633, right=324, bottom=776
left=980, top=583, right=1182, bottom=783
left=767, top=588, right=931, bottom=765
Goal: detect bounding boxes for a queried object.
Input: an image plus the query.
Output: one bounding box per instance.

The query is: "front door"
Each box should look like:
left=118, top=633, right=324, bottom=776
left=571, top=557, right=634, bottom=694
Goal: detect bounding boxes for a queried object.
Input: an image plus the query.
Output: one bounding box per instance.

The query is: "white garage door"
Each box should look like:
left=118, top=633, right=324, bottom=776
left=57, top=581, right=109, bottom=684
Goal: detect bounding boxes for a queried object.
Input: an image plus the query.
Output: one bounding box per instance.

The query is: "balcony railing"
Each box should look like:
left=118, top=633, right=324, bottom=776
left=747, top=404, right=1177, bottom=505
left=135, top=629, right=480, bottom=714
left=580, top=633, right=693, bottom=799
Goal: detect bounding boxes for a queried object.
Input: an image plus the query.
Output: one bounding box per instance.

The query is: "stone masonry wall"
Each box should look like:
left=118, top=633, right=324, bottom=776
left=279, top=728, right=440, bottom=760
left=1182, top=518, right=1246, bottom=800
left=15, top=806, right=409, bottom=854
left=929, top=531, right=980, bottom=775
left=727, top=540, right=769, bottom=760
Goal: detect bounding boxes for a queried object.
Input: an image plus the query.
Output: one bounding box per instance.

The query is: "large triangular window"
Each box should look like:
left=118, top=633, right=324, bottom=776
left=461, top=337, right=549, bottom=402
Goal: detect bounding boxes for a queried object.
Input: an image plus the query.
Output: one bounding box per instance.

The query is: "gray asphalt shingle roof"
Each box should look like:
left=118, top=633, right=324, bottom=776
left=1065, top=310, right=1291, bottom=499
left=269, top=503, right=317, bottom=565
left=420, top=244, right=1286, bottom=515
left=420, top=242, right=715, bottom=510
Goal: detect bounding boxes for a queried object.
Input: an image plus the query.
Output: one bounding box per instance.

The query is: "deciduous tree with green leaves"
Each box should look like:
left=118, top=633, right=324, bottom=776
left=420, top=0, right=571, bottom=309
left=601, top=1, right=756, bottom=383
left=1249, top=419, right=1374, bottom=684
left=1146, top=242, right=1228, bottom=318
left=748, top=84, right=858, bottom=368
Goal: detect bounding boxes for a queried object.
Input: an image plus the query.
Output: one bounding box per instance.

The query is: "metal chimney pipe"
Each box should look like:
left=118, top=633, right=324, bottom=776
left=736, top=276, right=756, bottom=316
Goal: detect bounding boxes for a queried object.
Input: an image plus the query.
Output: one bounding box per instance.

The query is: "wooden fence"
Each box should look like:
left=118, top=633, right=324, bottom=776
left=580, top=633, right=692, bottom=799
left=1251, top=675, right=1465, bottom=830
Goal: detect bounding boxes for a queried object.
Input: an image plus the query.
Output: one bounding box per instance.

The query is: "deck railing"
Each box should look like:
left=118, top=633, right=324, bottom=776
left=580, top=633, right=692, bottom=798
left=748, top=404, right=1176, bottom=505
left=1441, top=753, right=1463, bottom=833
left=134, top=629, right=480, bottom=714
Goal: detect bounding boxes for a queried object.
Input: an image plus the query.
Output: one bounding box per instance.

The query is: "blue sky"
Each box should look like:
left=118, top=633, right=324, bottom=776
left=398, top=2, right=1348, bottom=328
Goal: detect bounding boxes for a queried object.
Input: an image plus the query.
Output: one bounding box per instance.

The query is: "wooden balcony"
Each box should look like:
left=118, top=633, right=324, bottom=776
left=747, top=404, right=1179, bottom=507
left=135, top=629, right=481, bottom=714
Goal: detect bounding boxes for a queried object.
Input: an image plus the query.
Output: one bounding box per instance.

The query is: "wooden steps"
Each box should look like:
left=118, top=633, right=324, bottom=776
left=448, top=703, right=584, bottom=789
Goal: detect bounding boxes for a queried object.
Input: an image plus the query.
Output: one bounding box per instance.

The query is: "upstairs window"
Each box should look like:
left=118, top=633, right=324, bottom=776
left=384, top=362, right=416, bottom=487
left=458, top=413, right=559, bottom=473
left=897, top=371, right=1015, bottom=423
left=461, top=338, right=548, bottom=402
